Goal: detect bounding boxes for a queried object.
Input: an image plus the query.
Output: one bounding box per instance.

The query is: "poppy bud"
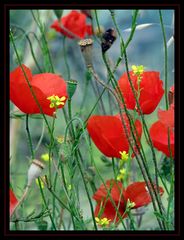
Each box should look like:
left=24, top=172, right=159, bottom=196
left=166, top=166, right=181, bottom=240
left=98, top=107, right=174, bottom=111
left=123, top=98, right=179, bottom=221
left=53, top=10, right=63, bottom=20
left=27, top=159, right=45, bottom=187
left=66, top=79, right=78, bottom=99
left=101, top=28, right=117, bottom=53
left=78, top=38, right=93, bottom=68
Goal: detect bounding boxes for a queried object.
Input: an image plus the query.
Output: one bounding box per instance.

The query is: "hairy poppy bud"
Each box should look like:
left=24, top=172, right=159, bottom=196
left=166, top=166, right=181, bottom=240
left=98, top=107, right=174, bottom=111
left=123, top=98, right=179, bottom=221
left=101, top=28, right=117, bottom=53
left=27, top=159, right=45, bottom=187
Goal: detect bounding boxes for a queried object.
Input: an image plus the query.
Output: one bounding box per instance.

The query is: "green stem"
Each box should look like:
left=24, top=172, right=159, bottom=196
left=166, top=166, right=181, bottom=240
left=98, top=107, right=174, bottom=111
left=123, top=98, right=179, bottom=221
left=109, top=11, right=166, bottom=228
left=37, top=178, right=57, bottom=230
left=93, top=11, right=165, bottom=229
left=71, top=146, right=98, bottom=230
left=63, top=36, right=71, bottom=80
left=159, top=10, right=169, bottom=110
left=25, top=114, right=35, bottom=159
left=31, top=10, right=54, bottom=73
left=10, top=24, right=43, bottom=73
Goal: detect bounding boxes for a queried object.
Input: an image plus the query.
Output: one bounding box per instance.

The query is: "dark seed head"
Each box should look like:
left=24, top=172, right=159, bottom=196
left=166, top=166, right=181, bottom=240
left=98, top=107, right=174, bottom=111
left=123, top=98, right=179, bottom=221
left=101, top=28, right=117, bottom=53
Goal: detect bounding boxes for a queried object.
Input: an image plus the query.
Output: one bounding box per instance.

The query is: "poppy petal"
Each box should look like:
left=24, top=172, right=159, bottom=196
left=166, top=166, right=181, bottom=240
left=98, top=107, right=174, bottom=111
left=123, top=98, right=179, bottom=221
left=50, top=10, right=91, bottom=39
left=87, top=115, right=129, bottom=158
left=10, top=188, right=18, bottom=216
left=93, top=179, right=125, bottom=202
left=32, top=73, right=67, bottom=98
left=117, top=72, right=136, bottom=110
left=118, top=71, right=164, bottom=114
left=124, top=182, right=164, bottom=208
left=158, top=108, right=174, bottom=128
left=150, top=121, right=174, bottom=157
left=94, top=200, right=126, bottom=223
left=10, top=66, right=68, bottom=116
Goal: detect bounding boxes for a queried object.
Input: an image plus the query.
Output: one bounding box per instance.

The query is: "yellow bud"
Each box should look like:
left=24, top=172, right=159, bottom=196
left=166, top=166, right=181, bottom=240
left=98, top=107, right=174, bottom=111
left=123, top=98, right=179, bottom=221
left=119, top=151, right=129, bottom=162
left=41, top=153, right=50, bottom=162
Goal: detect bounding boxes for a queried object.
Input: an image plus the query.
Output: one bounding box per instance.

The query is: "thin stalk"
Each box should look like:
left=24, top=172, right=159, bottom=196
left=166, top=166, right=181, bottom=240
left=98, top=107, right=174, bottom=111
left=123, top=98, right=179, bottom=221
left=159, top=10, right=169, bottom=110
left=31, top=10, right=54, bottom=73
left=34, top=120, right=45, bottom=153
left=68, top=98, right=76, bottom=138
left=26, top=114, right=35, bottom=159
left=10, top=24, right=43, bottom=73
left=71, top=147, right=97, bottom=230
left=93, top=11, right=165, bottom=228
left=48, top=115, right=56, bottom=185
left=108, top=11, right=166, bottom=226
left=113, top=10, right=139, bottom=73
left=37, top=178, right=57, bottom=230
left=63, top=36, right=71, bottom=80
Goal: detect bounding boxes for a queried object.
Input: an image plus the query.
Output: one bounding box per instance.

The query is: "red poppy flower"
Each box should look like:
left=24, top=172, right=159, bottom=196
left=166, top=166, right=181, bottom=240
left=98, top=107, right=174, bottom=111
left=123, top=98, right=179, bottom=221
left=10, top=188, right=18, bottom=217
left=93, top=179, right=164, bottom=223
left=86, top=114, right=142, bottom=158
left=150, top=108, right=174, bottom=157
left=10, top=64, right=68, bottom=116
left=118, top=71, right=164, bottom=114
left=50, top=10, right=93, bottom=39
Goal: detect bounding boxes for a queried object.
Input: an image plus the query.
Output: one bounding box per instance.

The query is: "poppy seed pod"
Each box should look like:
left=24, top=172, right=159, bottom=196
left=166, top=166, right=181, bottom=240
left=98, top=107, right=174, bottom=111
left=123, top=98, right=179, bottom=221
left=67, top=80, right=78, bottom=99
left=78, top=38, right=93, bottom=68
left=27, top=159, right=45, bottom=187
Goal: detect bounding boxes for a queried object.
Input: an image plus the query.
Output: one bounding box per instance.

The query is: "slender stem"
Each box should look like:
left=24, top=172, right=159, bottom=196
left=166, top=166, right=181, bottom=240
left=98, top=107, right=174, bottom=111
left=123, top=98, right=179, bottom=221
left=71, top=146, right=97, bottom=230
left=26, top=114, right=35, bottom=159
left=10, top=24, right=43, bottom=73
left=37, top=178, right=57, bottom=230
left=34, top=120, right=45, bottom=152
left=63, top=36, right=71, bottom=80
left=93, top=11, right=165, bottom=229
left=159, top=10, right=169, bottom=110
left=68, top=98, right=75, bottom=138
left=31, top=10, right=54, bottom=73
left=109, top=11, right=166, bottom=227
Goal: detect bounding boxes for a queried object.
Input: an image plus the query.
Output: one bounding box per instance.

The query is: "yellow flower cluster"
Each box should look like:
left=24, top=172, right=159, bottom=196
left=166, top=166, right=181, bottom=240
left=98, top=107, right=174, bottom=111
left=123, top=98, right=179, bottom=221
left=95, top=217, right=111, bottom=226
left=132, top=65, right=145, bottom=76
left=116, top=168, right=126, bottom=181
left=119, top=150, right=129, bottom=162
left=47, top=95, right=66, bottom=109
left=126, top=198, right=136, bottom=209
